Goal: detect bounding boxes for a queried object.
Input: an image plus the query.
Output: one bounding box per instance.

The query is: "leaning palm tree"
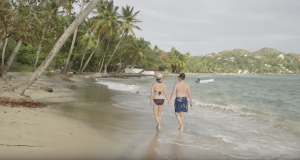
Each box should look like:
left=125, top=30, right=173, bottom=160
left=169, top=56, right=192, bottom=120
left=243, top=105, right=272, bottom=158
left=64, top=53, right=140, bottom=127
left=6, top=0, right=103, bottom=95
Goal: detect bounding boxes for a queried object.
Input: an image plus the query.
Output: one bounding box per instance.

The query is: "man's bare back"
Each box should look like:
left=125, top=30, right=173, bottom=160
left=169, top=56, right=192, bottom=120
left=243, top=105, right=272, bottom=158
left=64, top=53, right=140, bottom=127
left=173, top=81, right=191, bottom=98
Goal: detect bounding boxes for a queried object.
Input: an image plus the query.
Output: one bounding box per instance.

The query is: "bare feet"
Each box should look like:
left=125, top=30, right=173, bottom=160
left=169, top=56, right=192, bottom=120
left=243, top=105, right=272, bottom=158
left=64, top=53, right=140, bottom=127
left=156, top=124, right=161, bottom=131
left=158, top=125, right=161, bottom=131
left=179, top=125, right=184, bottom=132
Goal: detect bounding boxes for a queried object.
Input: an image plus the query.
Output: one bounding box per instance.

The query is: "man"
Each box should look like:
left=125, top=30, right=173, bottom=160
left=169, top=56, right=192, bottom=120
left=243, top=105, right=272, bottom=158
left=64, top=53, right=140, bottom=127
left=169, top=73, right=192, bottom=132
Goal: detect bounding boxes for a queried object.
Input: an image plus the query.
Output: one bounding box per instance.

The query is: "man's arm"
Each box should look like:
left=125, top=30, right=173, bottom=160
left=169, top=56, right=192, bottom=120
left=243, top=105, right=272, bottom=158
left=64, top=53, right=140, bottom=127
left=169, top=83, right=177, bottom=102
left=164, top=84, right=170, bottom=103
left=187, top=84, right=192, bottom=107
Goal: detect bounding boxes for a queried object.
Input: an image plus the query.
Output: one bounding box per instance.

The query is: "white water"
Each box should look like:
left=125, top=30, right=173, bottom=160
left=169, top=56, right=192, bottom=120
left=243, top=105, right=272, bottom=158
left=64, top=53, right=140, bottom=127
left=95, top=75, right=300, bottom=159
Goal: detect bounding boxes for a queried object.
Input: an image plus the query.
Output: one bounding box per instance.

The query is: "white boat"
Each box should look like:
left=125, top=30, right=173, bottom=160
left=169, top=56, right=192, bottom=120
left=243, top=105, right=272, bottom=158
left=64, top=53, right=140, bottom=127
left=196, top=79, right=214, bottom=83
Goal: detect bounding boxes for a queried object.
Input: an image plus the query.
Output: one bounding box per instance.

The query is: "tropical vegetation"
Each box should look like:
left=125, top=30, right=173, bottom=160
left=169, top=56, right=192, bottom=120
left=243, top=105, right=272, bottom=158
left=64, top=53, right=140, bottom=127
left=0, top=0, right=300, bottom=98
left=186, top=48, right=300, bottom=74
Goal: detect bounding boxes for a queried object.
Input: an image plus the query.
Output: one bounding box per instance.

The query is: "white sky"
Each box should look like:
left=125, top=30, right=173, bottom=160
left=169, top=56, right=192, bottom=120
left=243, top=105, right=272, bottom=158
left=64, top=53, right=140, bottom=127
left=75, top=0, right=300, bottom=56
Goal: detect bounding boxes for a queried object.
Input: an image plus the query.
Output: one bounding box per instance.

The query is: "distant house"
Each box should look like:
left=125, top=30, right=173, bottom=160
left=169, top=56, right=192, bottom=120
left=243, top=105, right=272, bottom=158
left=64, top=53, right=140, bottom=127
left=243, top=70, right=249, bottom=74
left=217, top=57, right=222, bottom=60
left=255, top=55, right=262, bottom=59
left=278, top=54, right=284, bottom=60
left=238, top=69, right=242, bottom=74
left=124, top=67, right=155, bottom=75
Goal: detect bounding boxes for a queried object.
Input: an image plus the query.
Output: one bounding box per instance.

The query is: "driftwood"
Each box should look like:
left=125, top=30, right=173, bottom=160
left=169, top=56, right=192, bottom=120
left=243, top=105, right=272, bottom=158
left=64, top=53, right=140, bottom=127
left=40, top=86, right=53, bottom=92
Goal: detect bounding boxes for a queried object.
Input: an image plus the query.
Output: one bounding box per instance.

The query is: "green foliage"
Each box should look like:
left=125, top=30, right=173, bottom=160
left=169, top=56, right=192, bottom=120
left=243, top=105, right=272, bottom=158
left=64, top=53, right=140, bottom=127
left=2, top=1, right=299, bottom=76
left=186, top=48, right=300, bottom=74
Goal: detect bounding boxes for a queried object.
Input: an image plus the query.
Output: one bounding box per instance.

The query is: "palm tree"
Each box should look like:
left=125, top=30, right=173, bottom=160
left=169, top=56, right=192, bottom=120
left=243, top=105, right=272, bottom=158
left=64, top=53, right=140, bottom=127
left=120, top=5, right=141, bottom=37
left=9, top=0, right=103, bottom=95
left=104, top=5, right=141, bottom=73
left=77, top=18, right=97, bottom=72
left=61, top=0, right=86, bottom=74
left=168, top=47, right=187, bottom=73
left=32, top=0, right=68, bottom=72
left=81, top=0, right=120, bottom=73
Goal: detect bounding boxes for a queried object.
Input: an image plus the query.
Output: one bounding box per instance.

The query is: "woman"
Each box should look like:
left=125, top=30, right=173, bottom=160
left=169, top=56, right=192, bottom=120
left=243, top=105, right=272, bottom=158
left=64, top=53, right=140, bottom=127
left=149, top=74, right=170, bottom=130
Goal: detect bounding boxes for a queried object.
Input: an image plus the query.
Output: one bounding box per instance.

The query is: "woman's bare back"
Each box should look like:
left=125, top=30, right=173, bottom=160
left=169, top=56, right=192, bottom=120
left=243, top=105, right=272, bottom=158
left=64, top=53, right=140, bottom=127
left=152, top=82, right=166, bottom=99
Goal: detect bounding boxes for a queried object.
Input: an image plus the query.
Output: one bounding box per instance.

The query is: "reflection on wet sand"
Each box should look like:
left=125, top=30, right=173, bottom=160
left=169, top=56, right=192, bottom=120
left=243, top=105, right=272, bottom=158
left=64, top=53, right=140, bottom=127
left=144, top=131, right=161, bottom=159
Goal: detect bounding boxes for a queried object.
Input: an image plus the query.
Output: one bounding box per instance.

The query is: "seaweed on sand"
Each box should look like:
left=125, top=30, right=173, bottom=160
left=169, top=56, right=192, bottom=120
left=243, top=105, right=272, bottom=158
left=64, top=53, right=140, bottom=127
left=0, top=95, right=46, bottom=108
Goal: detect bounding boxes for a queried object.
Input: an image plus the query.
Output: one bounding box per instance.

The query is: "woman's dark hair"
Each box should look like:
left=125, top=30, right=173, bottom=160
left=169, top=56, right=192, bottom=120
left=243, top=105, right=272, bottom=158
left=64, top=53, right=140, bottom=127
left=156, top=79, right=162, bottom=83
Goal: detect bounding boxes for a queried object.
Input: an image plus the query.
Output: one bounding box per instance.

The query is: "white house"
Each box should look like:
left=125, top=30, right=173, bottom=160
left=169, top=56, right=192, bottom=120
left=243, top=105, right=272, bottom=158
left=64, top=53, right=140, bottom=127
left=278, top=54, right=284, bottom=60
left=124, top=67, right=155, bottom=75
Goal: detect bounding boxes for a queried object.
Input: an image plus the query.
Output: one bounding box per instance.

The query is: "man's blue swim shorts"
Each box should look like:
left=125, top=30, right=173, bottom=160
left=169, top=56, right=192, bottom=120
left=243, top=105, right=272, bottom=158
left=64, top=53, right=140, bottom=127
left=174, top=97, right=188, bottom=113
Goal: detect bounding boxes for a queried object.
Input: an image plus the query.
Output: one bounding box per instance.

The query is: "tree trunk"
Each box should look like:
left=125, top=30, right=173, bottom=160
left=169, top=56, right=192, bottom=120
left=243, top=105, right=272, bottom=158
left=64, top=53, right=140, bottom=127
left=12, top=0, right=103, bottom=95
left=0, top=33, right=6, bottom=51
left=116, top=66, right=127, bottom=75
left=32, top=31, right=45, bottom=72
left=78, top=48, right=86, bottom=72
left=61, top=0, right=85, bottom=74
left=97, top=57, right=103, bottom=72
left=102, top=39, right=111, bottom=74
left=99, top=54, right=105, bottom=73
left=1, top=37, right=8, bottom=73
left=104, top=40, right=121, bottom=73
left=80, top=34, right=104, bottom=73
left=1, top=39, right=23, bottom=79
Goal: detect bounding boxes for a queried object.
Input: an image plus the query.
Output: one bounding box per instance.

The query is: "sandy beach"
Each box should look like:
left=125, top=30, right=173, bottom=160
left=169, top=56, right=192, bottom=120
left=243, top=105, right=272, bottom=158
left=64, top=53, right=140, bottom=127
left=0, top=72, right=167, bottom=160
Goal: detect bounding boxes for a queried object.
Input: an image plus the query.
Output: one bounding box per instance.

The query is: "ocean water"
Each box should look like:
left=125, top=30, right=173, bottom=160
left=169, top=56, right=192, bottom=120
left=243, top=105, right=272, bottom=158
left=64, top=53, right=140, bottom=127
left=95, top=74, right=300, bottom=159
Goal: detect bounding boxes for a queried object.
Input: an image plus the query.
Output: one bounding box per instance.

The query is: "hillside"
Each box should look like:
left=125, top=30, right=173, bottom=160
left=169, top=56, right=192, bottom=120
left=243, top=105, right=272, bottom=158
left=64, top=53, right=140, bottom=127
left=187, top=48, right=300, bottom=74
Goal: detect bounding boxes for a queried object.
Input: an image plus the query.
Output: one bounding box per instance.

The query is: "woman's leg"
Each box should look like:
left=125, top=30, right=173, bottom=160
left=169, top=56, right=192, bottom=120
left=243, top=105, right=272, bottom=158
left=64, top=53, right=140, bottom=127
left=153, top=103, right=160, bottom=130
left=157, top=104, right=164, bottom=130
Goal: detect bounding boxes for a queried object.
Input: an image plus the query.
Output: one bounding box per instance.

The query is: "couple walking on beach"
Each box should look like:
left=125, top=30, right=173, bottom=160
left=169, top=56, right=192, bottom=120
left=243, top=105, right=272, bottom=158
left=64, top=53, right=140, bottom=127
left=149, top=73, right=192, bottom=132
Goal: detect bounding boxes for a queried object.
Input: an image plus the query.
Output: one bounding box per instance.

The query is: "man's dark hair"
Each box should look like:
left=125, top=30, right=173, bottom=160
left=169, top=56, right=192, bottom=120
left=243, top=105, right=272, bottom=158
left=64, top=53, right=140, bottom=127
left=178, top=73, right=185, bottom=80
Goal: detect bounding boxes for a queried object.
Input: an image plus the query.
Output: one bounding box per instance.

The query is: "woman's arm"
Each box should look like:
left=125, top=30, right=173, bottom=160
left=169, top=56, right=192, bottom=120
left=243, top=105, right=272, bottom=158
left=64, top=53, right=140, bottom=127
left=149, top=84, right=154, bottom=105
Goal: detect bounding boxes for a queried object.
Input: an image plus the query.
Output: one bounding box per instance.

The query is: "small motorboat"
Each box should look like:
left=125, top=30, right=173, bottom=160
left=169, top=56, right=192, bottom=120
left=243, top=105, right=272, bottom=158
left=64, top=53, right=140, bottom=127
left=196, top=78, right=214, bottom=83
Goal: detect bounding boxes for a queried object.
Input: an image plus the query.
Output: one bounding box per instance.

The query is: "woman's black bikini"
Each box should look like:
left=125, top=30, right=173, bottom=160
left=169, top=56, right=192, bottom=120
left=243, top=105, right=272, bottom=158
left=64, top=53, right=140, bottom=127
left=153, top=90, right=164, bottom=105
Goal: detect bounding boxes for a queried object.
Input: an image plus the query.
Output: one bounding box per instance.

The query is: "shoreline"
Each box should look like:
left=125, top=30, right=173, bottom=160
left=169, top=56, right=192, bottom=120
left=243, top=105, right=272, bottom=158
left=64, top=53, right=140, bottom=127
left=0, top=72, right=166, bottom=160
left=2, top=72, right=298, bottom=159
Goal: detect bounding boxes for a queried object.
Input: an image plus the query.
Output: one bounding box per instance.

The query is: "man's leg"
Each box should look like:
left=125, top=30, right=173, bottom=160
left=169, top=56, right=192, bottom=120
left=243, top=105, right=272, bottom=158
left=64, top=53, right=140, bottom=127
left=175, top=112, right=184, bottom=132
left=180, top=112, right=184, bottom=122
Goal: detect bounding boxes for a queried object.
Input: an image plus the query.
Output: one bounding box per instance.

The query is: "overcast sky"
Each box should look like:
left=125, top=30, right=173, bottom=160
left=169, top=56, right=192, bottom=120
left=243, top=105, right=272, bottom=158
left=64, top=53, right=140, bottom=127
left=80, top=0, right=300, bottom=56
